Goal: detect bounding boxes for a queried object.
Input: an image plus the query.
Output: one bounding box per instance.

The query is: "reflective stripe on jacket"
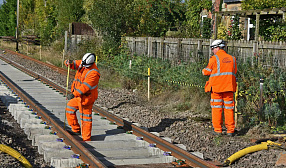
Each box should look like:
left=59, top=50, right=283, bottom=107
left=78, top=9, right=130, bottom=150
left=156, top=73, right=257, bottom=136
left=65, top=60, right=100, bottom=105
left=202, top=49, right=237, bottom=93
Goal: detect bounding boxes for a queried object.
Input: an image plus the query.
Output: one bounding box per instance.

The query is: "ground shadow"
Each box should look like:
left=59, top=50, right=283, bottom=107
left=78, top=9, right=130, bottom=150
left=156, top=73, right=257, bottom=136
left=149, top=118, right=187, bottom=132
left=108, top=101, right=129, bottom=110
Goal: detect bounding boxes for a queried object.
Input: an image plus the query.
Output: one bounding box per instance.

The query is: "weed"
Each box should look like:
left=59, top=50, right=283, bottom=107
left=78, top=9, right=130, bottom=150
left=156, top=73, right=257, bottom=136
left=213, top=136, right=222, bottom=146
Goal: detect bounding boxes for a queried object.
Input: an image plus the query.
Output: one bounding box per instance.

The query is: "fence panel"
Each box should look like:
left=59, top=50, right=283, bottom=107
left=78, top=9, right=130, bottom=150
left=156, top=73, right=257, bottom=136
left=125, top=37, right=286, bottom=67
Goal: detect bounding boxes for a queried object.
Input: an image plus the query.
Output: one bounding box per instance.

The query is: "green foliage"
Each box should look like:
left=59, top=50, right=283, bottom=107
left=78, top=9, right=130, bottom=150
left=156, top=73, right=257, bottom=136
left=202, top=17, right=211, bottom=39
left=99, top=41, right=208, bottom=95
left=33, top=0, right=57, bottom=44
left=88, top=0, right=186, bottom=55
left=1, top=0, right=85, bottom=45
left=130, top=0, right=186, bottom=37
left=264, top=103, right=281, bottom=127
left=237, top=58, right=286, bottom=128
left=56, top=0, right=85, bottom=39
left=242, top=0, right=286, bottom=10
left=88, top=0, right=134, bottom=54
left=242, top=0, right=286, bottom=42
left=97, top=41, right=286, bottom=129
left=259, top=17, right=286, bottom=42
left=0, top=0, right=17, bottom=36
left=185, top=0, right=212, bottom=38
left=217, top=23, right=228, bottom=40
left=227, top=15, right=242, bottom=40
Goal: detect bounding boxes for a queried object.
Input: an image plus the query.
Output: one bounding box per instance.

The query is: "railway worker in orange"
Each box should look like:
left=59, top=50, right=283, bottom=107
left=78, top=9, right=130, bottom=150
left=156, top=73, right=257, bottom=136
left=202, top=40, right=237, bottom=137
left=64, top=53, right=100, bottom=141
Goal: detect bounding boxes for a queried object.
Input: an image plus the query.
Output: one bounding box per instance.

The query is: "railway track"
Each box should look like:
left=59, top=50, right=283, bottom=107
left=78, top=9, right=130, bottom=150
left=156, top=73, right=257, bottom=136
left=0, top=49, right=219, bottom=168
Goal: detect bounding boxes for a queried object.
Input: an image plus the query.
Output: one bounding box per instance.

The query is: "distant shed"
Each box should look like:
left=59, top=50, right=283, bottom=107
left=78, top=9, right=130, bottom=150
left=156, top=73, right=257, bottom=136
left=71, top=23, right=95, bottom=36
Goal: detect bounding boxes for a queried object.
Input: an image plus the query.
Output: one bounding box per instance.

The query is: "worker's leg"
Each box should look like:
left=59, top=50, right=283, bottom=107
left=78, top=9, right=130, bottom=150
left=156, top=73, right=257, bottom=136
left=66, top=97, right=81, bottom=133
left=79, top=103, right=93, bottom=141
left=223, top=92, right=235, bottom=133
left=211, top=92, right=223, bottom=133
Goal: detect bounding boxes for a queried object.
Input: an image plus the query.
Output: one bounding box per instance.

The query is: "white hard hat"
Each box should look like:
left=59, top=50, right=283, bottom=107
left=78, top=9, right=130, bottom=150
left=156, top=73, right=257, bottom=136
left=210, top=40, right=225, bottom=49
left=82, top=53, right=95, bottom=67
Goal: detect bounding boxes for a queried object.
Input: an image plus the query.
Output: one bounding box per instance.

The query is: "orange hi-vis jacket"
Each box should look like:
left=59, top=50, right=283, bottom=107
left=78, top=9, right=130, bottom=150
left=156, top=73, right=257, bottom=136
left=202, top=49, right=237, bottom=93
left=65, top=60, right=100, bottom=105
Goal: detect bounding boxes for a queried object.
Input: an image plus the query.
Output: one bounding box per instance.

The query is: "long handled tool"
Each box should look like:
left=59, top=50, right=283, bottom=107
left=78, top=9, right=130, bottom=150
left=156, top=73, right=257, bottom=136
left=64, top=63, right=70, bottom=130
left=81, top=99, right=83, bottom=138
left=235, top=82, right=238, bottom=128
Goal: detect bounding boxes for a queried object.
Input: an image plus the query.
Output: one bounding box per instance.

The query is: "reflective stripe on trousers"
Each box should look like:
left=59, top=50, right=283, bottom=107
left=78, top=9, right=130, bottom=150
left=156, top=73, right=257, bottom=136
left=210, top=92, right=235, bottom=133
left=65, top=97, right=93, bottom=141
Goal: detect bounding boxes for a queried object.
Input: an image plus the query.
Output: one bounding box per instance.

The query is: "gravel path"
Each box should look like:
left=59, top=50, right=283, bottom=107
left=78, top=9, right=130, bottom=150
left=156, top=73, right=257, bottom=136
left=1, top=50, right=286, bottom=168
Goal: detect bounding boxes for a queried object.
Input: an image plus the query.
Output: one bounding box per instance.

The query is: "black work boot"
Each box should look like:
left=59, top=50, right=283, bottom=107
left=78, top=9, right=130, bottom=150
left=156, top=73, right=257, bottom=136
left=212, top=131, right=222, bottom=136
left=66, top=129, right=81, bottom=135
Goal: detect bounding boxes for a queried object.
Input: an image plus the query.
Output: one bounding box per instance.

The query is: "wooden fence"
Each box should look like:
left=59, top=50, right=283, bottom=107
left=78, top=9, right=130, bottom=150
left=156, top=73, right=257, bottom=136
left=125, top=37, right=286, bottom=67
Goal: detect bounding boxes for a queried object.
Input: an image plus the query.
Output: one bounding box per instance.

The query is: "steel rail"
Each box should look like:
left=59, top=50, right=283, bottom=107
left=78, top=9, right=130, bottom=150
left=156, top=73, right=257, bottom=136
left=92, top=106, right=218, bottom=168
left=5, top=49, right=69, bottom=76
left=0, top=59, right=106, bottom=168
left=0, top=51, right=219, bottom=168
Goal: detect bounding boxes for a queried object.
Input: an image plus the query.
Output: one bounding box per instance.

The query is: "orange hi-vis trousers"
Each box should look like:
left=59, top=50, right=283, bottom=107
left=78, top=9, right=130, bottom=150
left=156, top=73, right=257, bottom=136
left=66, top=97, right=93, bottom=141
left=211, top=91, right=235, bottom=133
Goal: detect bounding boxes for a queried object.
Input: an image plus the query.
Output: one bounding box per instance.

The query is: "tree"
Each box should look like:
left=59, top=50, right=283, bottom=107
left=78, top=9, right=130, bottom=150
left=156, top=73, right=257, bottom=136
left=56, top=0, right=85, bottom=36
left=0, top=0, right=17, bottom=36
left=130, top=0, right=186, bottom=37
left=184, top=0, right=212, bottom=38
left=32, top=0, right=57, bottom=44
left=88, top=0, right=134, bottom=53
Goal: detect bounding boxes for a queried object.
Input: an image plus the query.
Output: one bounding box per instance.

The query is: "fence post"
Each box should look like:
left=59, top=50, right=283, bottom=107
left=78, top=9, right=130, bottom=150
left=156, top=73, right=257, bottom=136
left=62, top=49, right=65, bottom=68
left=209, top=39, right=214, bottom=58
left=255, top=13, right=260, bottom=41
left=132, top=37, right=135, bottom=56
left=160, top=38, right=164, bottom=59
left=259, top=78, right=264, bottom=120
left=214, top=12, right=218, bottom=40
left=64, top=31, right=68, bottom=56
left=177, top=39, right=181, bottom=64
left=145, top=37, right=148, bottom=56
left=197, top=39, right=203, bottom=60
left=148, top=68, right=150, bottom=101
left=26, top=42, right=29, bottom=55
left=74, top=34, right=77, bottom=52
left=253, top=41, right=258, bottom=65
left=148, top=37, right=153, bottom=57
left=39, top=45, right=42, bottom=60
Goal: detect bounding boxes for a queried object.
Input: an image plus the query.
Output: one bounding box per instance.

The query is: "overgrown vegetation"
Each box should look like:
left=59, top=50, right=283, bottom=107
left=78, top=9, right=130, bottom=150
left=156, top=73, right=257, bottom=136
left=99, top=41, right=286, bottom=131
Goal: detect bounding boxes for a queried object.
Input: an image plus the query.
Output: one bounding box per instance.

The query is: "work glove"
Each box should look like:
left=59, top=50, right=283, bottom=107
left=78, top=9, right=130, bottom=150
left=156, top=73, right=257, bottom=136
left=67, top=93, right=74, bottom=100
left=67, top=60, right=73, bottom=65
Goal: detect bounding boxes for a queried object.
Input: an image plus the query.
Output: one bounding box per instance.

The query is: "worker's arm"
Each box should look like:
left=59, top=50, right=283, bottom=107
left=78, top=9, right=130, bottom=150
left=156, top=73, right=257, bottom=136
left=64, top=60, right=80, bottom=70
left=202, top=56, right=215, bottom=76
